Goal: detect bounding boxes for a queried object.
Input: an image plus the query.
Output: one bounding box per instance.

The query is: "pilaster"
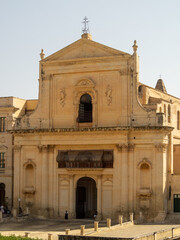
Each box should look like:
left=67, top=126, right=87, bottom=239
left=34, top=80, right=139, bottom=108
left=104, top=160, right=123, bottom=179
left=13, top=145, right=22, bottom=208
left=117, top=144, right=128, bottom=213
left=116, top=143, right=134, bottom=215
left=48, top=145, right=54, bottom=217
left=97, top=175, right=102, bottom=220
left=38, top=145, right=48, bottom=215
left=69, top=174, right=75, bottom=218
left=128, top=144, right=135, bottom=212
left=154, top=143, right=168, bottom=221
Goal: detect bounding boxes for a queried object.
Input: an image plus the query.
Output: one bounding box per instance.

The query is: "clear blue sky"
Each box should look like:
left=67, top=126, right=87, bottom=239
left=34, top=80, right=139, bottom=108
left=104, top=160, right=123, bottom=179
left=0, top=0, right=180, bottom=99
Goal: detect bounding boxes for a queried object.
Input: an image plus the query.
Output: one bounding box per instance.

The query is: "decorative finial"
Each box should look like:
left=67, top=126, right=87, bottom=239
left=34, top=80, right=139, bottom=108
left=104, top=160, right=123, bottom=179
left=133, top=40, right=138, bottom=53
left=159, top=74, right=162, bottom=79
left=82, top=16, right=90, bottom=34
left=40, top=49, right=45, bottom=60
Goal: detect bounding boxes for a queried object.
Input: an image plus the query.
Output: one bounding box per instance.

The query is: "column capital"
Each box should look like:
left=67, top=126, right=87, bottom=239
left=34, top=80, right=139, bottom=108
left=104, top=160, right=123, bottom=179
left=128, top=143, right=135, bottom=152
left=48, top=145, right=55, bottom=152
left=38, top=145, right=55, bottom=152
left=155, top=143, right=168, bottom=153
left=13, top=145, right=22, bottom=152
left=97, top=174, right=102, bottom=180
left=38, top=145, right=48, bottom=152
left=69, top=174, right=74, bottom=180
left=116, top=143, right=134, bottom=152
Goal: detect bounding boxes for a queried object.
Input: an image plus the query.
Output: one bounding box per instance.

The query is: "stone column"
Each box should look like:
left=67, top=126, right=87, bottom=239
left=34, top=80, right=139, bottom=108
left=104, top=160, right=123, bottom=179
left=128, top=144, right=134, bottom=212
left=97, top=175, right=102, bottom=220
left=13, top=145, right=22, bottom=209
left=169, top=133, right=173, bottom=174
left=118, top=215, right=123, bottom=224
left=80, top=225, right=85, bottom=236
left=53, top=147, right=58, bottom=217
left=94, top=221, right=99, bottom=231
left=38, top=145, right=48, bottom=216
left=69, top=175, right=74, bottom=218
left=154, top=143, right=168, bottom=221
left=117, top=144, right=129, bottom=215
left=48, top=145, right=54, bottom=217
left=107, top=218, right=111, bottom=228
left=65, top=229, right=70, bottom=235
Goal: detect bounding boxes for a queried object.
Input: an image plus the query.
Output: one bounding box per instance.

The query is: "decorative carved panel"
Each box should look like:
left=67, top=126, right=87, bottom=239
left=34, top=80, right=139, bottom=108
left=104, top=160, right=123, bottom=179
left=105, top=85, right=112, bottom=105
left=59, top=88, right=66, bottom=107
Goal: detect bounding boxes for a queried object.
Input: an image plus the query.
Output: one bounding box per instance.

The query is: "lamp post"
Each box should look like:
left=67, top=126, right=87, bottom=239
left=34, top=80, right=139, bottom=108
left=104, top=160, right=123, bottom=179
left=18, top=198, right=21, bottom=215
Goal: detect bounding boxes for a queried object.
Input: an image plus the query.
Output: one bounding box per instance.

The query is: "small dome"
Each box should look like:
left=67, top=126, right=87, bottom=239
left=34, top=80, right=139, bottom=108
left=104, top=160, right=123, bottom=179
left=155, top=79, right=167, bottom=93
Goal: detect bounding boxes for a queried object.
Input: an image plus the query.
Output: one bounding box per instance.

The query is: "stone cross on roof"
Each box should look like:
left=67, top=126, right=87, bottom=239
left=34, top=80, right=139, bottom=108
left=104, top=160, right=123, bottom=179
left=82, top=16, right=90, bottom=34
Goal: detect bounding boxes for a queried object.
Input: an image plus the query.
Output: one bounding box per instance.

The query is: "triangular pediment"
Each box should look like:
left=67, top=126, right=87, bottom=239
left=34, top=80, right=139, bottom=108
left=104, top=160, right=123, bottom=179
left=43, top=38, right=131, bottom=62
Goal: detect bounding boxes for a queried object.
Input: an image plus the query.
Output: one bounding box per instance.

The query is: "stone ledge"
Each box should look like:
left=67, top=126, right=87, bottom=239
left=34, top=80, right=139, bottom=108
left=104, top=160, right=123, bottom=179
left=9, top=126, right=173, bottom=134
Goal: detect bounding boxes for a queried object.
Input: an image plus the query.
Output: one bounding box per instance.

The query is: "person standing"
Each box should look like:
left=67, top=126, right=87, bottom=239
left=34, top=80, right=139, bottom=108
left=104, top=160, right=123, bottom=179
left=65, top=210, right=68, bottom=220
left=0, top=205, right=4, bottom=214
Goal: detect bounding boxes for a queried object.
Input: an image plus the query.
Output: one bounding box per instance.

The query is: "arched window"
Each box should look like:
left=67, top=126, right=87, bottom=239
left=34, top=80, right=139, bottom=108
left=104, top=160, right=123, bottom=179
left=78, top=94, right=92, bottom=123
left=168, top=104, right=171, bottom=123
left=138, top=85, right=142, bottom=93
left=164, top=104, right=166, bottom=117
left=138, top=85, right=143, bottom=98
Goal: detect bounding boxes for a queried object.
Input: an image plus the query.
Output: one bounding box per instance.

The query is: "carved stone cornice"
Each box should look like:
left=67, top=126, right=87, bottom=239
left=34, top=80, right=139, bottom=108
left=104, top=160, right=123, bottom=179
left=66, top=168, right=103, bottom=171
left=116, top=143, right=134, bottom=152
left=9, top=126, right=173, bottom=134
left=155, top=143, right=168, bottom=153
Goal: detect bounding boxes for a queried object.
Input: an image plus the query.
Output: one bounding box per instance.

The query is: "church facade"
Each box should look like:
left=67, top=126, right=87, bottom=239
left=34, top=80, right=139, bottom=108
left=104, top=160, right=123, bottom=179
left=1, top=32, right=180, bottom=221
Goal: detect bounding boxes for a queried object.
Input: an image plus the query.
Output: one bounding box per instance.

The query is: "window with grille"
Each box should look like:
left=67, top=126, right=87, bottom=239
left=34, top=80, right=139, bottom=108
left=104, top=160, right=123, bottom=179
left=0, top=153, right=5, bottom=168
left=0, top=117, right=6, bottom=132
left=78, top=94, right=92, bottom=123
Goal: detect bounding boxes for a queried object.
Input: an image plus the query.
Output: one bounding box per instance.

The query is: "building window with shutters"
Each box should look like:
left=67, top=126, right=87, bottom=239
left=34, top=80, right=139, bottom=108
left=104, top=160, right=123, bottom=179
left=0, top=117, right=6, bottom=132
left=0, top=153, right=5, bottom=168
left=78, top=94, right=92, bottom=123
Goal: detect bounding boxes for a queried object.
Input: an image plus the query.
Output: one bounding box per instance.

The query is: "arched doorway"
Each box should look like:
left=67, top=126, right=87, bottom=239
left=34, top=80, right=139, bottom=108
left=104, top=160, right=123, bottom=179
left=0, top=183, right=5, bottom=206
left=76, top=177, right=97, bottom=218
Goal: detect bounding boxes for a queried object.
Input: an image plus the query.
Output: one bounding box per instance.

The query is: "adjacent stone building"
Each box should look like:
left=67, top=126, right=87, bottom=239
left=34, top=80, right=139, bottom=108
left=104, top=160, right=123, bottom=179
left=0, top=97, right=37, bottom=209
left=1, top=32, right=180, bottom=221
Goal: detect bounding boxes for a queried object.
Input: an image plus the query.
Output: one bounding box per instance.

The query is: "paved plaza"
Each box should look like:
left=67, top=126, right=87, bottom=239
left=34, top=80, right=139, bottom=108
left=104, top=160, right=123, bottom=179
left=0, top=218, right=180, bottom=240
